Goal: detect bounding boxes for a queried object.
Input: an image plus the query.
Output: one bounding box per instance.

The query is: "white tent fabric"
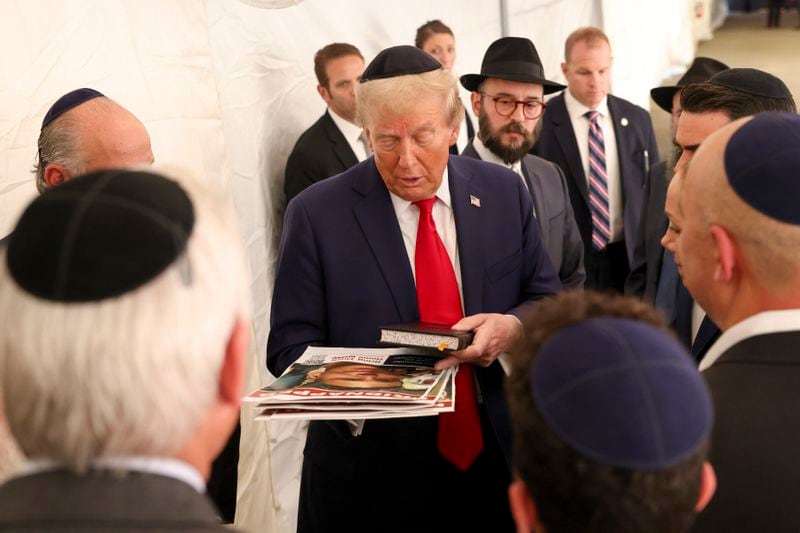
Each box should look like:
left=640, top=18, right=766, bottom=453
left=0, top=1, right=723, bottom=531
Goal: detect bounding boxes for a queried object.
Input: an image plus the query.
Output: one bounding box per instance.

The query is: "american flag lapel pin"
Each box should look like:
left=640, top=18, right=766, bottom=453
left=470, top=195, right=481, bottom=207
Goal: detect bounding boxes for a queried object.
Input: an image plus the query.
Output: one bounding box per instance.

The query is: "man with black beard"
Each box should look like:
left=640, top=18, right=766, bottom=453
left=461, top=37, right=584, bottom=288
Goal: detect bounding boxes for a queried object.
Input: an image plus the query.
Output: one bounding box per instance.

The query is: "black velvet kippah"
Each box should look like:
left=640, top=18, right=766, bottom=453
left=725, top=112, right=800, bottom=225
left=41, top=88, right=104, bottom=129
left=6, top=169, right=195, bottom=302
left=709, top=68, right=792, bottom=98
left=360, top=45, right=442, bottom=83
left=531, top=317, right=712, bottom=470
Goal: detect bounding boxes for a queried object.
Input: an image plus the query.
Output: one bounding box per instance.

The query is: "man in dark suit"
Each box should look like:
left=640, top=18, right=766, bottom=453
left=658, top=68, right=795, bottom=361
left=268, top=46, right=561, bottom=533
left=460, top=37, right=584, bottom=289
left=284, top=42, right=367, bottom=204
left=507, top=291, right=715, bottom=533
left=678, top=113, right=800, bottom=532
left=533, top=27, right=659, bottom=292
left=0, top=169, right=248, bottom=531
left=625, top=57, right=728, bottom=304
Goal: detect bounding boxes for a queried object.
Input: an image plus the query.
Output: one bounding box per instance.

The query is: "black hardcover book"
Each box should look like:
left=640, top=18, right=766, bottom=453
left=378, top=322, right=474, bottom=351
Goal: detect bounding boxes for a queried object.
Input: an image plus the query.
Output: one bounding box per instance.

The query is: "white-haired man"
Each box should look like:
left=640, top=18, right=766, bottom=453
left=0, top=168, right=248, bottom=531
left=268, top=46, right=560, bottom=532
left=678, top=112, right=800, bottom=531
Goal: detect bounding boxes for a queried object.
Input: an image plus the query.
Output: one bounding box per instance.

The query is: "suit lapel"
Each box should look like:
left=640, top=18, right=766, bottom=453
left=521, top=158, right=546, bottom=228
left=550, top=95, right=589, bottom=206
left=322, top=111, right=359, bottom=170
left=352, top=164, right=418, bottom=321
left=449, top=158, right=485, bottom=316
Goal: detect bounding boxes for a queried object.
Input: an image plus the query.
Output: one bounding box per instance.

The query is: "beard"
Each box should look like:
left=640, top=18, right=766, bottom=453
left=478, top=111, right=536, bottom=165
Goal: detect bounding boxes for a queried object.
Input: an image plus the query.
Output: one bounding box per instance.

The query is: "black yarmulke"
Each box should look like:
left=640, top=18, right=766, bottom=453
left=360, top=45, right=442, bottom=83
left=710, top=67, right=792, bottom=99
left=6, top=169, right=195, bottom=302
left=725, top=112, right=800, bottom=225
left=41, top=88, right=104, bottom=129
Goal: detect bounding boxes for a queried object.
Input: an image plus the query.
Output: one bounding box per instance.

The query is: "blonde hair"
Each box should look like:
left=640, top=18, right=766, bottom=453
left=564, top=26, right=610, bottom=62
left=0, top=167, right=249, bottom=472
left=356, top=68, right=463, bottom=129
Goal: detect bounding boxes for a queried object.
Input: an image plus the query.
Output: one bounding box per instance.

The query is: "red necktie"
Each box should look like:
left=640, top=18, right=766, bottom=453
left=413, top=197, right=483, bottom=471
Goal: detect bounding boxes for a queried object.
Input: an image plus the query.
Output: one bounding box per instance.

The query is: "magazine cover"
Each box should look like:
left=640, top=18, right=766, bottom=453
left=244, top=347, right=456, bottom=420
left=245, top=347, right=449, bottom=404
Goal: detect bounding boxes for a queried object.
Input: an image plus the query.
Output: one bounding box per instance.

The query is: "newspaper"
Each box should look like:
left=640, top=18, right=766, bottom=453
left=245, top=347, right=456, bottom=420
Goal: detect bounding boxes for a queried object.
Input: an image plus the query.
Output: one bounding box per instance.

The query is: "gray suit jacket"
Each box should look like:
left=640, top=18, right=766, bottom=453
left=461, top=144, right=585, bottom=289
left=0, top=469, right=232, bottom=532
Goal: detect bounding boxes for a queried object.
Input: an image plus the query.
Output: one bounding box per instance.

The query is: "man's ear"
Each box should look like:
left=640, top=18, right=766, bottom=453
left=44, top=163, right=69, bottom=188
left=710, top=225, right=736, bottom=283
left=560, top=62, right=568, bottom=77
left=508, top=480, right=542, bottom=533
left=471, top=91, right=482, bottom=118
left=317, top=84, right=331, bottom=104
left=448, top=121, right=460, bottom=147
left=696, top=461, right=717, bottom=512
left=218, top=318, right=248, bottom=406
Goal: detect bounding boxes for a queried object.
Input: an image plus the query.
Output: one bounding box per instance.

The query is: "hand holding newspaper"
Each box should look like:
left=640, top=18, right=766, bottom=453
left=245, top=347, right=456, bottom=421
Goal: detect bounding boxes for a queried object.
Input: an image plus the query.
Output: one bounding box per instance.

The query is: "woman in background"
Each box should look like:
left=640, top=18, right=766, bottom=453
left=415, top=19, right=474, bottom=154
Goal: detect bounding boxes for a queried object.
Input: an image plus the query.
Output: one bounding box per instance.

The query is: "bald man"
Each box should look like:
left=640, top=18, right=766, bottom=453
left=678, top=112, right=800, bottom=532
left=34, top=88, right=153, bottom=192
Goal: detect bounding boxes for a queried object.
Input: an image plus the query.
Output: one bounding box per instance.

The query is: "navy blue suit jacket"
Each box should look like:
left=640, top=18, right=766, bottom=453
left=267, top=155, right=560, bottom=479
left=533, top=92, right=659, bottom=265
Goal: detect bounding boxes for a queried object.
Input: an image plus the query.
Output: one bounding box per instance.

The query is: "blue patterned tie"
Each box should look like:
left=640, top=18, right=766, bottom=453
left=586, top=111, right=610, bottom=250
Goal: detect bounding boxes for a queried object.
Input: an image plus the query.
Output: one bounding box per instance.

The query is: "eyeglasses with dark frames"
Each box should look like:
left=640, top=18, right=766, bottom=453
left=480, top=92, right=547, bottom=120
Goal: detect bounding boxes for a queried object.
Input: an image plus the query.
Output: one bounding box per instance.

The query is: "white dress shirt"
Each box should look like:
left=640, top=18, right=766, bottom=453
left=563, top=90, right=623, bottom=242
left=388, top=168, right=464, bottom=310
left=329, top=108, right=369, bottom=162
left=699, top=309, right=800, bottom=371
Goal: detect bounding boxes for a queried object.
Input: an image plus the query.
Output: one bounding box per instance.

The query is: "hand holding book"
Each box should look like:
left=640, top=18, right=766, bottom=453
left=434, top=313, right=523, bottom=371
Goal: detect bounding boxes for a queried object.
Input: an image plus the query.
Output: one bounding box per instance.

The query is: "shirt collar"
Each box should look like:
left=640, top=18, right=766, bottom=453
left=388, top=166, right=451, bottom=214
left=328, top=107, right=363, bottom=145
left=564, top=88, right=609, bottom=121
left=700, top=309, right=800, bottom=371
left=19, top=456, right=206, bottom=493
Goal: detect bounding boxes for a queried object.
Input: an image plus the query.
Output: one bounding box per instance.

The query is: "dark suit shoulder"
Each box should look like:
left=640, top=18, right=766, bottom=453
left=448, top=154, right=522, bottom=189
left=0, top=470, right=231, bottom=531
left=607, top=93, right=651, bottom=117
left=289, top=113, right=333, bottom=155
left=522, top=153, right=561, bottom=177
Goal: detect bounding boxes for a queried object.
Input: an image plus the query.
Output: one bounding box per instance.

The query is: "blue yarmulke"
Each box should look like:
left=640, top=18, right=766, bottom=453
left=725, top=112, right=800, bottom=225
left=360, top=45, right=441, bottom=83
left=41, top=88, right=104, bottom=129
left=531, top=317, right=712, bottom=470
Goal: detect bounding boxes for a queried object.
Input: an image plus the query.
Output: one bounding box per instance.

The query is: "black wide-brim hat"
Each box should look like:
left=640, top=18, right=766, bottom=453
left=460, top=37, right=565, bottom=95
left=650, top=57, right=729, bottom=112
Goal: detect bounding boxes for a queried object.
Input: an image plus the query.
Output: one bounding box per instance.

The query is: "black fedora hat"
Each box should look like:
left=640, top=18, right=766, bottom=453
left=460, top=37, right=565, bottom=94
left=650, top=57, right=729, bottom=112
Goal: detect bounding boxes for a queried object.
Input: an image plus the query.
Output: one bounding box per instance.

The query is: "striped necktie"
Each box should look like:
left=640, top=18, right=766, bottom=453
left=586, top=110, right=610, bottom=250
